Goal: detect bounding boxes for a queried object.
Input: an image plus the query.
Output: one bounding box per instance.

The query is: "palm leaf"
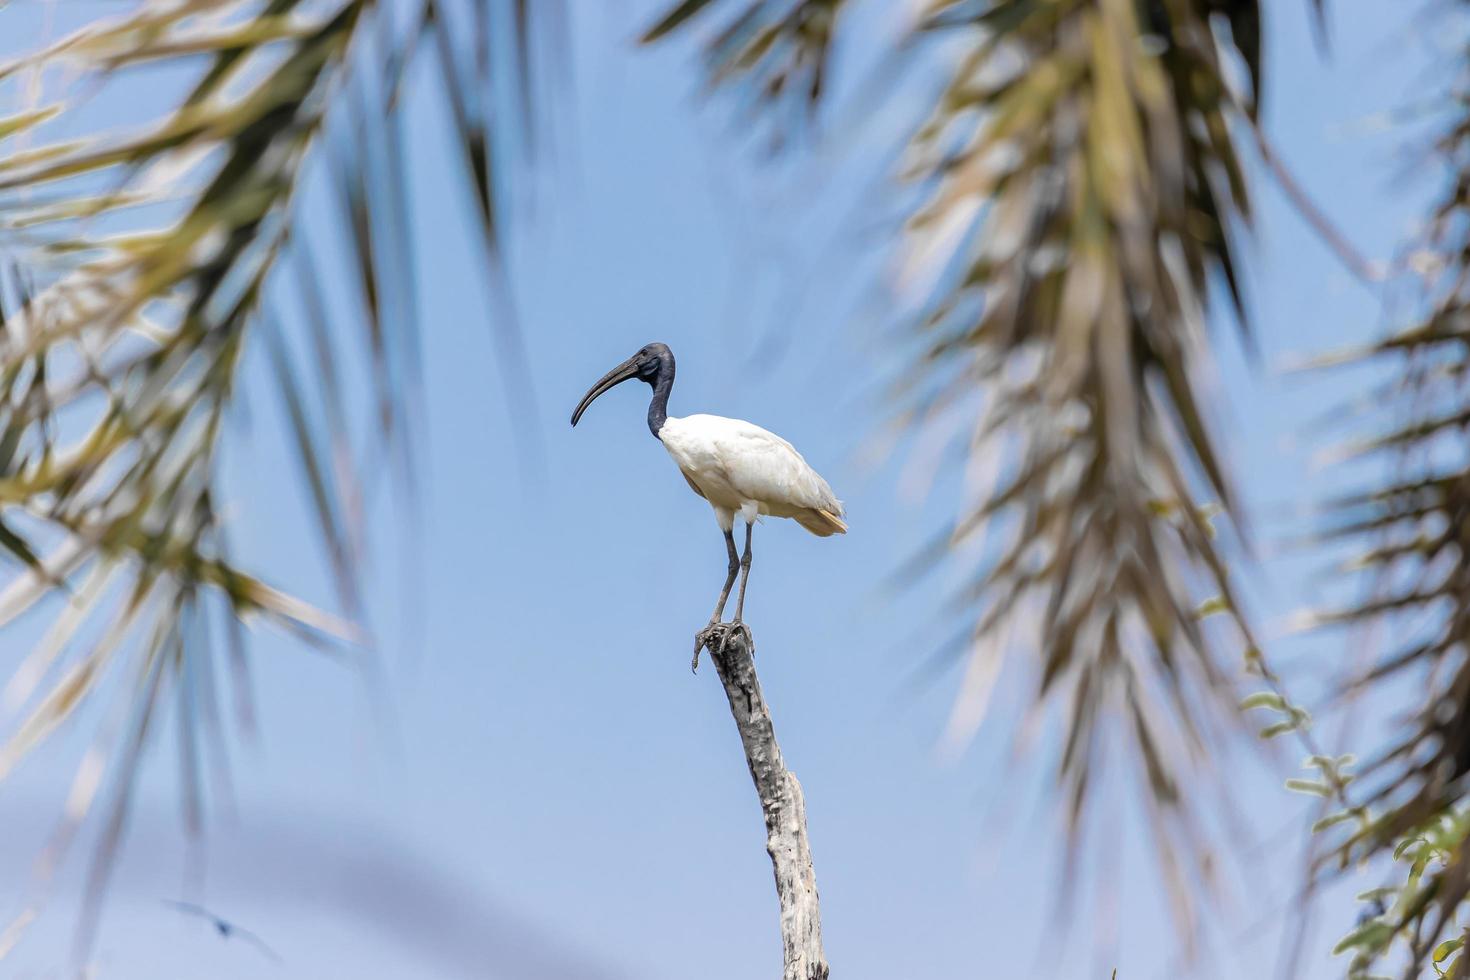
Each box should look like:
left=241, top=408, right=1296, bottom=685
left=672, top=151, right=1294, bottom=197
left=1300, top=12, right=1470, bottom=974
left=648, top=0, right=1266, bottom=928
left=642, top=0, right=845, bottom=151
left=0, top=0, right=551, bottom=962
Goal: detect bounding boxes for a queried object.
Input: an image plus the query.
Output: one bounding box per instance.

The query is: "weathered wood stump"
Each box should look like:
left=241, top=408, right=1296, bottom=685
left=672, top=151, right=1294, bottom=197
left=697, top=623, right=828, bottom=980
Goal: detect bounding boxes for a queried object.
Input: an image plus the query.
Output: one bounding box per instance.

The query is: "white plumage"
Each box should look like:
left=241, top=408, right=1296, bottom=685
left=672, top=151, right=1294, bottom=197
left=570, top=342, right=845, bottom=649
left=659, top=414, right=847, bottom=536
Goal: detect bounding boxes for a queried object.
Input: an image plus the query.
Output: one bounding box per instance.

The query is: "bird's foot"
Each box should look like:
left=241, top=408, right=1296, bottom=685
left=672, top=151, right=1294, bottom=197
left=691, top=621, right=753, bottom=673
left=692, top=622, right=720, bottom=673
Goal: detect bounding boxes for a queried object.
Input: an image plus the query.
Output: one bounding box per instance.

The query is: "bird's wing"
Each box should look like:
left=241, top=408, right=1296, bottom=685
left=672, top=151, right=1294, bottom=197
left=681, top=471, right=707, bottom=499
left=713, top=421, right=842, bottom=514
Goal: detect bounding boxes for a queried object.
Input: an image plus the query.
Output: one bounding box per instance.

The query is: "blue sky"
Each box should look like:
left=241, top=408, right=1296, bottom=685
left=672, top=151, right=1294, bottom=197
left=0, top=1, right=1454, bottom=978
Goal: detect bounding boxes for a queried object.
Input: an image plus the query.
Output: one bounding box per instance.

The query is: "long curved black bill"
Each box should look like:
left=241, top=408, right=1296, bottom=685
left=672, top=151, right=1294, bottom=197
left=570, top=357, right=639, bottom=426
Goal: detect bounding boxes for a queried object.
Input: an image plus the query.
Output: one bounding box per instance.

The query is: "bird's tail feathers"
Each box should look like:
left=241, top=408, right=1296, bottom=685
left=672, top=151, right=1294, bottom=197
left=797, top=507, right=848, bottom=537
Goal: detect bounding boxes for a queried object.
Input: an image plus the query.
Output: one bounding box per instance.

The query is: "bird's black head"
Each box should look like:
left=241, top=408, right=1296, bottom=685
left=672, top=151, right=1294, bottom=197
left=629, top=342, right=672, bottom=382
left=570, top=342, right=675, bottom=428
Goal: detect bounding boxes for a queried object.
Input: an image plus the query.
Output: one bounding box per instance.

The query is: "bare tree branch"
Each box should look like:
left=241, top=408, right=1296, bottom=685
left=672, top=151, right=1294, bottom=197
left=703, top=624, right=828, bottom=980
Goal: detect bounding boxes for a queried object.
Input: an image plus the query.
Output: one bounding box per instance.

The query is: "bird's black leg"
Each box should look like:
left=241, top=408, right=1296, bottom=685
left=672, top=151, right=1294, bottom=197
left=712, top=528, right=739, bottom=622
left=693, top=529, right=741, bottom=671
left=694, top=523, right=756, bottom=669
left=733, top=521, right=754, bottom=623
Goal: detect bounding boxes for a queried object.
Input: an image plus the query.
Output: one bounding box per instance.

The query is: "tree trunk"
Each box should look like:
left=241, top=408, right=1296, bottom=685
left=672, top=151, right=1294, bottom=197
left=705, top=626, right=829, bottom=980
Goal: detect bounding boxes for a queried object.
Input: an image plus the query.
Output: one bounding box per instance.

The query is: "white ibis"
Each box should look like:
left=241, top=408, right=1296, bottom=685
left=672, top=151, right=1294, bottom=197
left=571, top=343, right=846, bottom=665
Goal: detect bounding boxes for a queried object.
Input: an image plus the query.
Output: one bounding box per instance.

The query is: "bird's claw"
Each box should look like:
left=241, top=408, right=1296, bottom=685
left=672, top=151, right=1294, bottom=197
left=691, top=621, right=753, bottom=673
left=692, top=624, right=719, bottom=673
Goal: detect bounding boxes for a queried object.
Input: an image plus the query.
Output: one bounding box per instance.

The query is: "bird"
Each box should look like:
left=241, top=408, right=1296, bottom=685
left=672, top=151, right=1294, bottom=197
left=571, top=343, right=846, bottom=669
left=161, top=900, right=283, bottom=964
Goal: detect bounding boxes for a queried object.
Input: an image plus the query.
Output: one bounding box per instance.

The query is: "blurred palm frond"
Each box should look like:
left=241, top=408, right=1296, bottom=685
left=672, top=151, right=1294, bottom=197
left=649, top=0, right=1264, bottom=925
left=640, top=0, right=845, bottom=149
left=1317, top=50, right=1470, bottom=974
left=0, top=0, right=547, bottom=960
left=894, top=0, right=1264, bottom=924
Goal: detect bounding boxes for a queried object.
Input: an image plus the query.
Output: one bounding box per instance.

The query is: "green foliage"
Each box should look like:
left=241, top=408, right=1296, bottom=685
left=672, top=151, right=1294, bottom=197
left=1318, top=812, right=1470, bottom=978
left=1255, top=651, right=1470, bottom=979
left=1241, top=690, right=1312, bottom=740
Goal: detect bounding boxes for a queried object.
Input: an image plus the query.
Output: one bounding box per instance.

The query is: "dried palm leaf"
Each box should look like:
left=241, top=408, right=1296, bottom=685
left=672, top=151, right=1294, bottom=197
left=0, top=0, right=549, bottom=962
left=647, top=0, right=1265, bottom=930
